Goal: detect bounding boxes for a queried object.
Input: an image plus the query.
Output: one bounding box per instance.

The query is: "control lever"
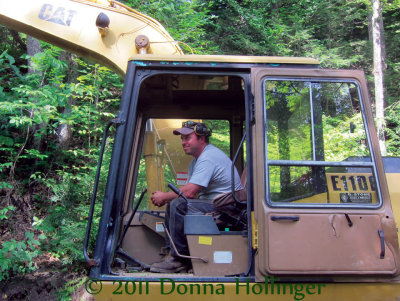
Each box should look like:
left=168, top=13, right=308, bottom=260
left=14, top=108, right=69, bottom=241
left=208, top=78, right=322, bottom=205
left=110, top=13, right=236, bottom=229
left=167, top=182, right=198, bottom=213
left=162, top=222, right=208, bottom=263
left=168, top=182, right=189, bottom=203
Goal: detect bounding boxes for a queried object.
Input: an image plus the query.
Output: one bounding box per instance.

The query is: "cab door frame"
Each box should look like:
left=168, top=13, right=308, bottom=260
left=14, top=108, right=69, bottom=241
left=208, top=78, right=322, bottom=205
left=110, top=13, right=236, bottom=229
left=251, top=67, right=400, bottom=279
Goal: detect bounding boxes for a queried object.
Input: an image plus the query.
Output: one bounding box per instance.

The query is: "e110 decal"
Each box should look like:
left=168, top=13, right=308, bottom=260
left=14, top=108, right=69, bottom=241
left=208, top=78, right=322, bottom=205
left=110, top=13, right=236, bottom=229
left=330, top=175, right=376, bottom=192
left=326, top=173, right=377, bottom=204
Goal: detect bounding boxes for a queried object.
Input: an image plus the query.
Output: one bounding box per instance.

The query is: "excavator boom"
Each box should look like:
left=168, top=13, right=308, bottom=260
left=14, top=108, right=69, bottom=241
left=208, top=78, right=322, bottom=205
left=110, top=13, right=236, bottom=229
left=0, top=0, right=183, bottom=76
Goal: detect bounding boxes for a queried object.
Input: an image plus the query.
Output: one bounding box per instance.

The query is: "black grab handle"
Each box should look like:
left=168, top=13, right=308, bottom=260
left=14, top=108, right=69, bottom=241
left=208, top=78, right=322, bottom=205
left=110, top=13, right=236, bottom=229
left=270, top=215, right=300, bottom=222
left=83, top=118, right=124, bottom=265
left=378, top=229, right=385, bottom=259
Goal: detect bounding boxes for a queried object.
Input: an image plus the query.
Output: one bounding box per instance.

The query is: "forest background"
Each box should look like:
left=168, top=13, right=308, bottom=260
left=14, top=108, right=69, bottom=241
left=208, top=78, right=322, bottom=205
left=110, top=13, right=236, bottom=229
left=0, top=0, right=400, bottom=299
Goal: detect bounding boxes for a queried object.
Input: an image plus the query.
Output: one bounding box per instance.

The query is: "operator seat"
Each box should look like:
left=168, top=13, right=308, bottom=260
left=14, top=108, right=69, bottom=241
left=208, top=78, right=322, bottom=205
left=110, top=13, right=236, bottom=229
left=211, top=166, right=248, bottom=230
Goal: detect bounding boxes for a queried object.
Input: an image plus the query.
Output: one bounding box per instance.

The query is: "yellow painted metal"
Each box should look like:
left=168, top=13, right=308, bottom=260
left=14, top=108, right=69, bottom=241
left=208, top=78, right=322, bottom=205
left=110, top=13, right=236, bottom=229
left=143, top=129, right=164, bottom=211
left=129, top=54, right=320, bottom=65
left=143, top=119, right=201, bottom=209
left=84, top=0, right=110, bottom=5
left=251, top=211, right=258, bottom=249
left=150, top=119, right=194, bottom=178
left=0, top=0, right=183, bottom=76
left=92, top=280, right=400, bottom=301
left=0, top=0, right=320, bottom=78
left=386, top=173, right=400, bottom=244
left=292, top=193, right=328, bottom=204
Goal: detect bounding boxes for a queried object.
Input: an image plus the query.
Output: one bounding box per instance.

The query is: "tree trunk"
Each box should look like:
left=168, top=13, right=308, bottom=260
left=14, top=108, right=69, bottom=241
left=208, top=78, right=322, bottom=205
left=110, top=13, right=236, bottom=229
left=27, top=36, right=47, bottom=151
left=371, top=0, right=387, bottom=156
left=57, top=52, right=78, bottom=149
left=27, top=36, right=42, bottom=74
left=10, top=36, right=43, bottom=178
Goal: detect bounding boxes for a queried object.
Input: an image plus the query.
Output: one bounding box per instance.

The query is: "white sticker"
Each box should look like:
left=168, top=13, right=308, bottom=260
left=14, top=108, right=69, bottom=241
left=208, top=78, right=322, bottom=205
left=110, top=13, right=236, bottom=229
left=156, top=222, right=165, bottom=232
left=213, top=251, right=233, bottom=264
left=176, top=172, right=189, bottom=186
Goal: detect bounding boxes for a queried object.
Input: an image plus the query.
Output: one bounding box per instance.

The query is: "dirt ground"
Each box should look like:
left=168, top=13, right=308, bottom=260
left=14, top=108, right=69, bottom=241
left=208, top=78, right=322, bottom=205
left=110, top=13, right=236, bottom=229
left=0, top=256, right=93, bottom=301
left=0, top=188, right=93, bottom=301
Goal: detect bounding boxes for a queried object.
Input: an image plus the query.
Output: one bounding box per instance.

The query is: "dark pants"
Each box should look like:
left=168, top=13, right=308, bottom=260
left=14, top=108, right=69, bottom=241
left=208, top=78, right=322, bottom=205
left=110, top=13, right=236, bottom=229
left=165, top=198, right=214, bottom=257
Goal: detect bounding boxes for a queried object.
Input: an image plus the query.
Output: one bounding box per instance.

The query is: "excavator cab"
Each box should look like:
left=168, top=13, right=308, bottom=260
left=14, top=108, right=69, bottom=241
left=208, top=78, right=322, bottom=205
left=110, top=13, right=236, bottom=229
left=1, top=0, right=400, bottom=298
left=85, top=56, right=400, bottom=286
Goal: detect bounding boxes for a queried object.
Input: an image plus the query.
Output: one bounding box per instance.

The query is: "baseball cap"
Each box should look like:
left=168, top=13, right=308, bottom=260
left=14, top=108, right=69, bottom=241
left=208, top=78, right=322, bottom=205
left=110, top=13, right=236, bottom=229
left=173, top=121, right=198, bottom=135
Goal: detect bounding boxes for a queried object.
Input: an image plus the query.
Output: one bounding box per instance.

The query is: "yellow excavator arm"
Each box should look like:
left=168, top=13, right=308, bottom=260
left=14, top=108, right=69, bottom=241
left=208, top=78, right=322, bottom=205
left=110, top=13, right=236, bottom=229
left=0, top=0, right=183, bottom=76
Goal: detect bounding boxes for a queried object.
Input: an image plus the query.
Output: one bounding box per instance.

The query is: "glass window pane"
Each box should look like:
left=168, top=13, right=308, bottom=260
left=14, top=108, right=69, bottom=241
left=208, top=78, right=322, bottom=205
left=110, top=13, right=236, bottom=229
left=264, top=79, right=377, bottom=206
left=265, top=80, right=370, bottom=162
left=269, top=165, right=316, bottom=202
left=269, top=165, right=378, bottom=204
left=266, top=81, right=312, bottom=161
left=313, top=82, right=370, bottom=161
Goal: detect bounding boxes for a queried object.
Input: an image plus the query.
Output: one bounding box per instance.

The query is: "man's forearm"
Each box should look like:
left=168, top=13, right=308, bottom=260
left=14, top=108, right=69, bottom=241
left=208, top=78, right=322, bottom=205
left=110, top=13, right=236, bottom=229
left=163, top=191, right=179, bottom=202
left=158, top=184, right=198, bottom=203
left=180, top=183, right=201, bottom=199
left=151, top=182, right=202, bottom=207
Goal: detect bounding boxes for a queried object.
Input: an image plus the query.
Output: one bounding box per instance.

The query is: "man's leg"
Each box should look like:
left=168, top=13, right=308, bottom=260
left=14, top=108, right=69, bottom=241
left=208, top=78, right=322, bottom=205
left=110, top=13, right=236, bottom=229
left=166, top=197, right=189, bottom=256
left=151, top=198, right=214, bottom=273
left=150, top=198, right=189, bottom=273
left=168, top=198, right=215, bottom=256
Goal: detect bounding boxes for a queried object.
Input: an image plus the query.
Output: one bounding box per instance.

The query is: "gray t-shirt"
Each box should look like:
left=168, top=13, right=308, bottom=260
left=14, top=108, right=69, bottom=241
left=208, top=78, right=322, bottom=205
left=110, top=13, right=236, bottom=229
left=188, top=144, right=243, bottom=201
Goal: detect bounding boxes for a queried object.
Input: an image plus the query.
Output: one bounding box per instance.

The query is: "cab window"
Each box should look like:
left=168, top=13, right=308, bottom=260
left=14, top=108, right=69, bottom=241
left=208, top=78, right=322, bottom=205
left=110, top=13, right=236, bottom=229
left=264, top=79, right=380, bottom=206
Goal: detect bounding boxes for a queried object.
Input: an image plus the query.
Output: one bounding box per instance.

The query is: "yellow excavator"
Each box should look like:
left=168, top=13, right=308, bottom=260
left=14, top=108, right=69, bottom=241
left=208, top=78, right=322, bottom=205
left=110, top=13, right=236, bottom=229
left=1, top=1, right=400, bottom=300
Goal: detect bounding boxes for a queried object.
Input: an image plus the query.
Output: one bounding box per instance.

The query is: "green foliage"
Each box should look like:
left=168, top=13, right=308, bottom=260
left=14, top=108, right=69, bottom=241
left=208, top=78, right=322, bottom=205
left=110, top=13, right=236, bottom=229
left=124, top=0, right=217, bottom=53
left=0, top=205, right=15, bottom=220
left=266, top=80, right=371, bottom=200
left=323, top=114, right=369, bottom=161
left=204, top=119, right=230, bottom=155
left=33, top=167, right=105, bottom=265
left=383, top=2, right=400, bottom=105
left=0, top=34, right=120, bottom=271
left=56, top=276, right=88, bottom=301
left=385, top=101, right=400, bottom=156
left=0, top=231, right=46, bottom=281
left=200, top=0, right=289, bottom=55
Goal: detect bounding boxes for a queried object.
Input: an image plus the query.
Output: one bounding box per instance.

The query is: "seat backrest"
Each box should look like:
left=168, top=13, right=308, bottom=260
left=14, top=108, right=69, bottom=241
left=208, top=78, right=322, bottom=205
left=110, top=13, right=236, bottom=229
left=240, top=166, right=247, bottom=188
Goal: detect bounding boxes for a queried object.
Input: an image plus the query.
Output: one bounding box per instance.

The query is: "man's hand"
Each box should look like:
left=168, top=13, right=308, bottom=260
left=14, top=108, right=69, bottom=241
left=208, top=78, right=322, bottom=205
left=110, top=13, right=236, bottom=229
left=151, top=191, right=168, bottom=207
left=150, top=183, right=202, bottom=207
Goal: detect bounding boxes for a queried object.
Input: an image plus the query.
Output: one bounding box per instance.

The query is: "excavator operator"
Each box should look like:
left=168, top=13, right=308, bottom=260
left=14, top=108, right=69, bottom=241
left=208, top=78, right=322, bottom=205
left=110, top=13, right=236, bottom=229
left=150, top=121, right=243, bottom=273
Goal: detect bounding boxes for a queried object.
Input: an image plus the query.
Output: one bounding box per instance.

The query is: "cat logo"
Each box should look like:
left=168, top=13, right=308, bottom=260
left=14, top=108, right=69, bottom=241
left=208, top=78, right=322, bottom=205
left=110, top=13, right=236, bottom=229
left=38, top=3, right=77, bottom=27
